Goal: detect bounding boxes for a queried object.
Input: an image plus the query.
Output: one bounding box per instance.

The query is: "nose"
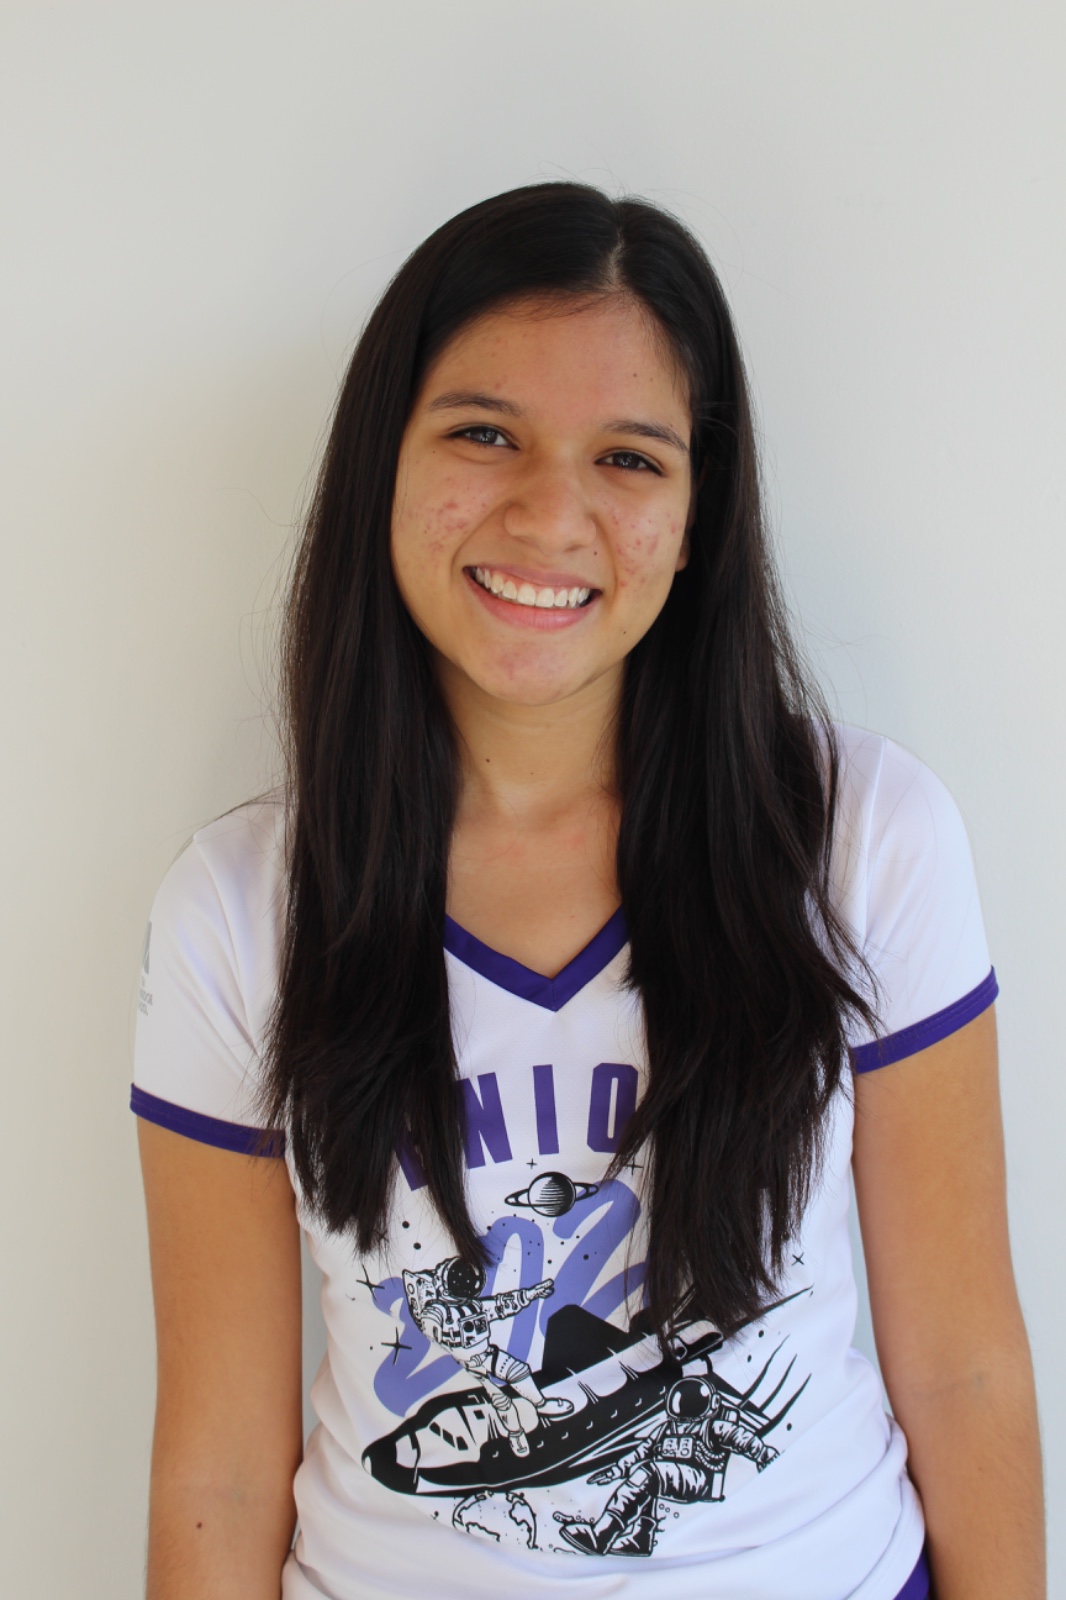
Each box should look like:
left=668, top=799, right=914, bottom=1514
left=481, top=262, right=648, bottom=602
left=500, top=457, right=597, bottom=551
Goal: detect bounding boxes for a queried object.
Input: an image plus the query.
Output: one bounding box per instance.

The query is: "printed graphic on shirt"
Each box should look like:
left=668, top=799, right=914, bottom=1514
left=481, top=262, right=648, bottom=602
left=554, top=1368, right=780, bottom=1557
left=361, top=1170, right=810, bottom=1557
left=402, top=1256, right=574, bottom=1458
left=505, top=1172, right=600, bottom=1215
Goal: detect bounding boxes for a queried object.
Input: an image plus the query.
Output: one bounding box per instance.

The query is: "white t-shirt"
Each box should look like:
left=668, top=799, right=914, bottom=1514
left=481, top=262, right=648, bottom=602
left=132, top=727, right=994, bottom=1600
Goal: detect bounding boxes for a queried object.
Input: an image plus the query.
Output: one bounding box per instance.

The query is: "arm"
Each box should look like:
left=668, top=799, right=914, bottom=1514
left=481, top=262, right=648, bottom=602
left=709, top=1418, right=777, bottom=1469
left=138, top=1120, right=304, bottom=1600
left=484, top=1278, right=554, bottom=1320
left=590, top=1428, right=661, bottom=1482
left=852, top=1007, right=1045, bottom=1599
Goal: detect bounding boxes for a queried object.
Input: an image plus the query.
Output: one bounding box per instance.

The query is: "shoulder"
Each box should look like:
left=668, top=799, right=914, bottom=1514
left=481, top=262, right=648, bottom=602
left=829, top=722, right=965, bottom=850
left=172, top=795, right=288, bottom=913
left=827, top=723, right=978, bottom=915
left=150, top=798, right=288, bottom=973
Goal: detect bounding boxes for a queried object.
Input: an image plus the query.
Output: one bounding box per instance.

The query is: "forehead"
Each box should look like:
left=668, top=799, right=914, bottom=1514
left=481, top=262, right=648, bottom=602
left=417, top=294, right=691, bottom=427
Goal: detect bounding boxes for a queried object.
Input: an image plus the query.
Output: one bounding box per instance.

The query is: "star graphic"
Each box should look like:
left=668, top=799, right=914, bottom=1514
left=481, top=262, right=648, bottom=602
left=380, top=1330, right=412, bottom=1364
left=356, top=1265, right=383, bottom=1298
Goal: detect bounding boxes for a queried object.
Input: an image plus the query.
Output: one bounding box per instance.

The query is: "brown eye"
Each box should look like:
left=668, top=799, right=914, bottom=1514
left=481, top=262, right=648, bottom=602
left=602, top=450, right=659, bottom=474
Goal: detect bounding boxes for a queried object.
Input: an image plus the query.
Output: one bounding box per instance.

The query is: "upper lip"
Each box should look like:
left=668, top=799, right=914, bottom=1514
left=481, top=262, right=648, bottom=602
left=465, top=562, right=601, bottom=591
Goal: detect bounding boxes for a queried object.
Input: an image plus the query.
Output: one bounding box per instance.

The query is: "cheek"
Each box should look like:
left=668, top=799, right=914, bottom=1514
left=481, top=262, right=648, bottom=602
left=422, top=498, right=464, bottom=559
left=613, top=513, right=686, bottom=593
left=399, top=474, right=494, bottom=560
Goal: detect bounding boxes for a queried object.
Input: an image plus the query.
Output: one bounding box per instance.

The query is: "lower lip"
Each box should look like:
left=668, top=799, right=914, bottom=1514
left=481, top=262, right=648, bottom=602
left=464, top=570, right=598, bottom=629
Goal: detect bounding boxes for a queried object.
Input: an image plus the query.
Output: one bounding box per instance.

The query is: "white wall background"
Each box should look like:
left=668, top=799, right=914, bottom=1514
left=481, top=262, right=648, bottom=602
left=2, top=3, right=1062, bottom=1593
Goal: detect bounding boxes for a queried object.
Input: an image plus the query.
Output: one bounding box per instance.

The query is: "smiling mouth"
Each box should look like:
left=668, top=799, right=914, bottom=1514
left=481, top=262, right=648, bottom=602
left=467, top=566, right=598, bottom=610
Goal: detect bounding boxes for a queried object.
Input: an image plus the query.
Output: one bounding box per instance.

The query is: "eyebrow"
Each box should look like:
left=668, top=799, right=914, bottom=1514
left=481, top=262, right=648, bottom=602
left=603, top=419, right=690, bottom=457
left=427, top=390, right=524, bottom=418
left=426, top=391, right=690, bottom=457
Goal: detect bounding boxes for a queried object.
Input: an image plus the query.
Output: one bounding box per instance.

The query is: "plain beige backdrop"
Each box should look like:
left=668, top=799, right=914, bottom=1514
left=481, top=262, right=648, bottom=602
left=1, top=3, right=1062, bottom=1594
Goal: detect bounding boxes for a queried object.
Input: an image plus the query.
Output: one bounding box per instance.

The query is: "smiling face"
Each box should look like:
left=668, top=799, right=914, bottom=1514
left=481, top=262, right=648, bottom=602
left=390, top=293, right=694, bottom=715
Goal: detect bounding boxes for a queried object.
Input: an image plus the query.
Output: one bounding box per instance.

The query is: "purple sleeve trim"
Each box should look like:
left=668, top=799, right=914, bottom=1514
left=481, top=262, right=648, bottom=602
left=130, top=1084, right=285, bottom=1157
left=851, top=968, right=998, bottom=1074
left=893, top=1546, right=931, bottom=1600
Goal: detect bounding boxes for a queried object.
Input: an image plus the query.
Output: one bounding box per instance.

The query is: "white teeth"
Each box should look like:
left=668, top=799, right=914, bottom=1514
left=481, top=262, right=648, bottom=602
left=470, top=567, right=593, bottom=610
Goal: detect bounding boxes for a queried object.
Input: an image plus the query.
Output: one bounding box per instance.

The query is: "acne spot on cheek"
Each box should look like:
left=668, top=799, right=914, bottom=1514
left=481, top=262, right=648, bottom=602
left=424, top=499, right=466, bottom=551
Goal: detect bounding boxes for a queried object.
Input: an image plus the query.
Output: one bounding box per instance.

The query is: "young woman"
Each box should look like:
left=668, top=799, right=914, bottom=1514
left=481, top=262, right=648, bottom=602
left=132, top=184, right=1044, bottom=1600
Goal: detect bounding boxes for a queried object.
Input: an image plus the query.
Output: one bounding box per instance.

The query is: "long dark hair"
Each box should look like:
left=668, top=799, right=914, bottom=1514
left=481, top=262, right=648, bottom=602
left=261, top=182, right=873, bottom=1339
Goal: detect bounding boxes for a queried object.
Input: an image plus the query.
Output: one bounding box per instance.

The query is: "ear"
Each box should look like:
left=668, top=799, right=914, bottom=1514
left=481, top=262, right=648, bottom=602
left=675, top=529, right=691, bottom=572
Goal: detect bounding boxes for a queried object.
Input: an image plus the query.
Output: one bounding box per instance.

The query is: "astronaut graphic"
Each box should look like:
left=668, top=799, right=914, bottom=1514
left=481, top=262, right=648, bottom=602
left=555, top=1373, right=778, bottom=1556
left=402, top=1257, right=574, bottom=1457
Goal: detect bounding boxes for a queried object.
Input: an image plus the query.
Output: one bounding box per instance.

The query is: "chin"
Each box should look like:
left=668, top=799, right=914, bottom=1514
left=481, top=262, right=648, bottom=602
left=465, top=653, right=600, bottom=705
left=480, top=675, right=584, bottom=708
left=436, top=643, right=618, bottom=711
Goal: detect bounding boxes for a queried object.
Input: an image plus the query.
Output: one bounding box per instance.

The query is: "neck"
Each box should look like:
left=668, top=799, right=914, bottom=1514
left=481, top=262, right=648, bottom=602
left=436, top=657, right=621, bottom=828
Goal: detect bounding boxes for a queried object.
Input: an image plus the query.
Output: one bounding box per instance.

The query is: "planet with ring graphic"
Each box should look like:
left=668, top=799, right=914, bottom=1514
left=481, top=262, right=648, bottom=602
left=505, top=1172, right=599, bottom=1218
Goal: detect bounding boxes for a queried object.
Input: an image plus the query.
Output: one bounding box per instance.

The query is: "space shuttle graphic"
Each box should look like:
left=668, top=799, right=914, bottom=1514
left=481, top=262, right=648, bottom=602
left=363, top=1294, right=809, bottom=1499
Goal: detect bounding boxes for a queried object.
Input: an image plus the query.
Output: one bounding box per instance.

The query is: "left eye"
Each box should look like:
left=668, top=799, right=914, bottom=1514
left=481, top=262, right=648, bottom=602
left=602, top=450, right=658, bottom=473
left=454, top=425, right=510, bottom=448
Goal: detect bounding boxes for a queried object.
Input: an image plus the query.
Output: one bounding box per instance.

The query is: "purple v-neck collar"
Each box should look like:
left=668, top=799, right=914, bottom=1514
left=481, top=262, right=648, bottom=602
left=443, top=907, right=628, bottom=1012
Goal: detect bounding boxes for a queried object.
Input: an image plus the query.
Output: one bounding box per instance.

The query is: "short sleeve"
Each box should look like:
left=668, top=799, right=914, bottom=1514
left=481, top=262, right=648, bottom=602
left=832, top=730, right=997, bottom=1072
left=131, top=803, right=286, bottom=1154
